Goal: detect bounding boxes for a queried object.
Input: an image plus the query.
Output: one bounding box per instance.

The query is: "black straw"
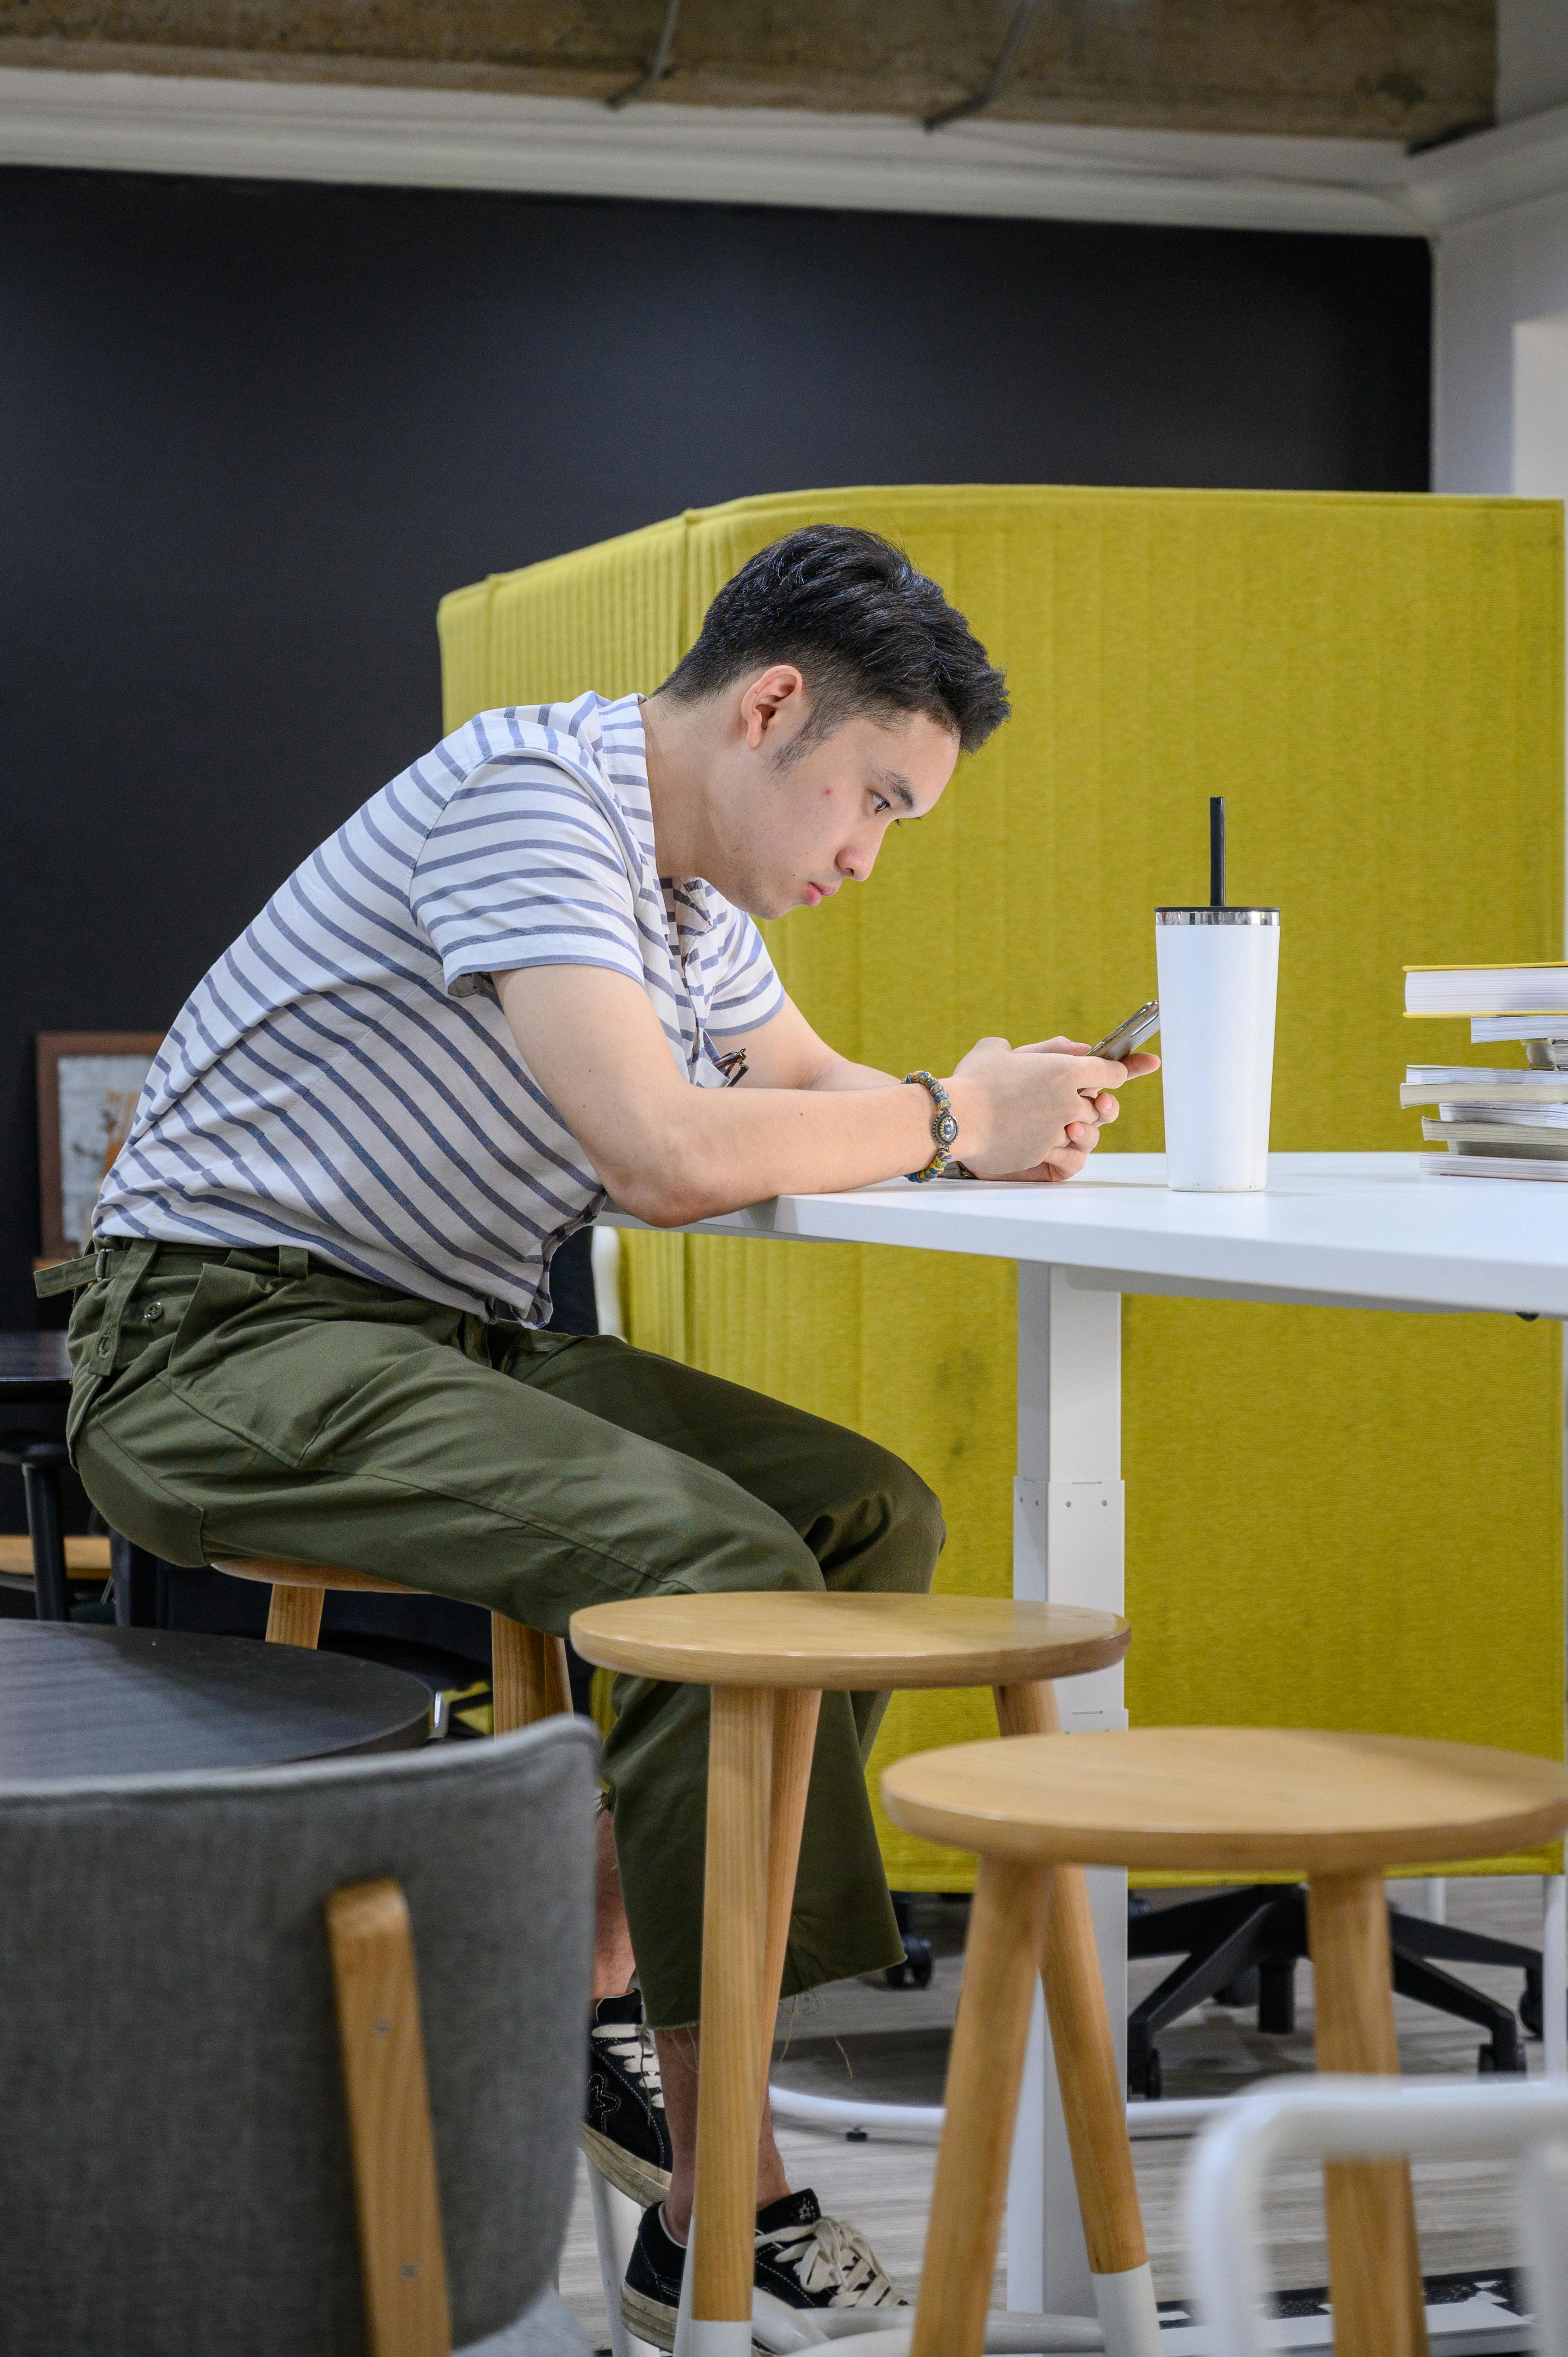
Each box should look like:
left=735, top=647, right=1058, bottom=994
left=1209, top=795, right=1226, bottom=909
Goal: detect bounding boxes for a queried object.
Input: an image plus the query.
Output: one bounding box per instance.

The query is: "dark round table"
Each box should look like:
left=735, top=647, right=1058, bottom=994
left=0, top=1622, right=431, bottom=1778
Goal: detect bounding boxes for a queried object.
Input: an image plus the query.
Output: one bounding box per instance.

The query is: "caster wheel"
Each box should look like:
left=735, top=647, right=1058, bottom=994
left=1479, top=2043, right=1528, bottom=2076
left=884, top=1932, right=935, bottom=1989
left=1520, top=1974, right=1544, bottom=2040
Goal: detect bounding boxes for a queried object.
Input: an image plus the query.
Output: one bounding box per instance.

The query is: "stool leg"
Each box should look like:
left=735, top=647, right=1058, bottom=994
left=995, top=1681, right=1159, bottom=2355
left=266, top=1585, right=325, bottom=1647
left=491, top=1615, right=570, bottom=1731
left=757, top=1689, right=821, bottom=2093
left=1308, top=1871, right=1429, bottom=2357
left=690, top=1686, right=774, bottom=2356
left=910, top=1853, right=1052, bottom=2357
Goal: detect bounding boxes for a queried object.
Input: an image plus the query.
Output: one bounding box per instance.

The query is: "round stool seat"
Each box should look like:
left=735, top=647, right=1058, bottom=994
left=883, top=1724, right=1568, bottom=1873
left=212, top=1555, right=418, bottom=1595
left=569, top=1591, right=1129, bottom=1690
left=208, top=1557, right=570, bottom=1726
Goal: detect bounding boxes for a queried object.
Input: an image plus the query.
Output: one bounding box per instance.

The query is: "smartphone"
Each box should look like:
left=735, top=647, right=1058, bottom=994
left=1089, top=998, right=1160, bottom=1062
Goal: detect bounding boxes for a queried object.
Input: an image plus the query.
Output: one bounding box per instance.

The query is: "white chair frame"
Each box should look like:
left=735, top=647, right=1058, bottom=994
left=1183, top=2074, right=1568, bottom=2357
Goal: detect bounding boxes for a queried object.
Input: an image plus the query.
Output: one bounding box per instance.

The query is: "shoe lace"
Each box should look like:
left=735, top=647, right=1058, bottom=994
left=757, top=2213, right=903, bottom=2309
left=593, top=2017, right=666, bottom=2114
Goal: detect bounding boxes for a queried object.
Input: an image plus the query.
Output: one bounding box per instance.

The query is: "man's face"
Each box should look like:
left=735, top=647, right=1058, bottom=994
left=708, top=667, right=960, bottom=920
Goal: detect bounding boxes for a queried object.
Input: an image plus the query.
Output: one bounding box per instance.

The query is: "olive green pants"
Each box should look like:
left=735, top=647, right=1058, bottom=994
left=56, top=1240, right=943, bottom=2027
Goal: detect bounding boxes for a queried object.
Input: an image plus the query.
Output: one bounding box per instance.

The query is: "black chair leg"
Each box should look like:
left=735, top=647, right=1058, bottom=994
left=20, top=1448, right=72, bottom=1622
left=111, top=1534, right=164, bottom=1628
left=1128, top=1893, right=1282, bottom=2096
left=1129, top=1885, right=1277, bottom=1958
left=1391, top=1948, right=1526, bottom=2072
left=1257, top=1952, right=1298, bottom=2034
left=1389, top=1908, right=1541, bottom=1975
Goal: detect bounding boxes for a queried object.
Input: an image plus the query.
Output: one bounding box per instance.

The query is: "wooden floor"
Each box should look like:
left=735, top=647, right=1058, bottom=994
left=559, top=1875, right=1549, bottom=2345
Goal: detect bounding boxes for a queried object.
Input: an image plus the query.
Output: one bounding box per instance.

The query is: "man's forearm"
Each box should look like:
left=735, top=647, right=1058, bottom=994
left=622, top=1074, right=955, bottom=1225
left=797, top=1049, right=902, bottom=1094
left=494, top=966, right=978, bottom=1225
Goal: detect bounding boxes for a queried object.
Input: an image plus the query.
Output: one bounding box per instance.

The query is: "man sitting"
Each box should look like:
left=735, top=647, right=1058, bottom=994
left=54, top=525, right=1152, bottom=2346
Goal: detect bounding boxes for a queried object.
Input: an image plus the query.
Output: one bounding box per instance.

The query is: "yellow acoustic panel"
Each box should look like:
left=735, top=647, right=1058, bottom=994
left=446, top=485, right=1565, bottom=1891
left=438, top=512, right=691, bottom=734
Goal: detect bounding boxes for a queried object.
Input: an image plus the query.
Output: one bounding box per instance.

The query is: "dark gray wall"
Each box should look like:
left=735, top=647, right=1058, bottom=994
left=1, top=164, right=1429, bottom=1346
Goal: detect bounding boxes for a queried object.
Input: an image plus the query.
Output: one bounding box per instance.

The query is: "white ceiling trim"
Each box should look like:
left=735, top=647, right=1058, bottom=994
left=0, top=63, right=1563, bottom=239
left=1406, top=96, right=1568, bottom=230
left=0, top=65, right=1421, bottom=236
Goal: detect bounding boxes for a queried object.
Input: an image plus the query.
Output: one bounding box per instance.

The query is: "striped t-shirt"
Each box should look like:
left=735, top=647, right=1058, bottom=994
left=96, top=692, right=785, bottom=1322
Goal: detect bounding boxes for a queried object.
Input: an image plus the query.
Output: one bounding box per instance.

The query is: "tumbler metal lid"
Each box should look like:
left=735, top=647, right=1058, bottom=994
left=1156, top=907, right=1279, bottom=926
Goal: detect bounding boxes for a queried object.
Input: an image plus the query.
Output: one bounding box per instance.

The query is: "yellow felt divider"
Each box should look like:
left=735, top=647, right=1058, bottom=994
left=440, top=485, right=1565, bottom=1890
left=438, top=512, right=691, bottom=721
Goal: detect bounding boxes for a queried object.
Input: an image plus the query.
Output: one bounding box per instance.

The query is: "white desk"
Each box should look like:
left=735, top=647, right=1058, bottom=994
left=658, top=1150, right=1568, bottom=1320
left=614, top=1153, right=1568, bottom=2340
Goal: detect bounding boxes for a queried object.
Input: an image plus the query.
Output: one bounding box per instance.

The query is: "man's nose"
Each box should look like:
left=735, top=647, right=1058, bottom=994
left=839, top=835, right=878, bottom=884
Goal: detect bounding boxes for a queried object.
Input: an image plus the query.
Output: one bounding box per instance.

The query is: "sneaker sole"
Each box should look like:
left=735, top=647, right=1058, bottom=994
left=620, top=2283, right=767, bottom=2355
left=581, top=2123, right=672, bottom=2209
left=619, top=2282, right=678, bottom=2351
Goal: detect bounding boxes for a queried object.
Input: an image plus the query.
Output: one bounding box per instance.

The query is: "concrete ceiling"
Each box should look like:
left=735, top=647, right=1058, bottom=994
left=0, top=3, right=1497, bottom=147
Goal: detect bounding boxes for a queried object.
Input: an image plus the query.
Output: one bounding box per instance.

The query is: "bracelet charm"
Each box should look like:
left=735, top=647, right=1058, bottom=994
left=903, top=1070, right=959, bottom=1184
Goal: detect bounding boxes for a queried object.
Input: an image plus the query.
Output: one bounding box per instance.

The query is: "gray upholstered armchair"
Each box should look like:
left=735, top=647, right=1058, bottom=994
left=0, top=1716, right=599, bottom=2355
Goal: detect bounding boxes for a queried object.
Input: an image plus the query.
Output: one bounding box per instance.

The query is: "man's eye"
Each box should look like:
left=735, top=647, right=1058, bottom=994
left=872, top=794, right=890, bottom=815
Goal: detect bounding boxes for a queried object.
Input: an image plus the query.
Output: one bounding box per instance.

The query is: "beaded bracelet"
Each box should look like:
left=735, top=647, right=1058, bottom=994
left=903, top=1070, right=959, bottom=1183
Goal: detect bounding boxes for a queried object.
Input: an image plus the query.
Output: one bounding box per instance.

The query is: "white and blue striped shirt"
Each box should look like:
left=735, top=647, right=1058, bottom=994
left=97, top=692, right=785, bottom=1322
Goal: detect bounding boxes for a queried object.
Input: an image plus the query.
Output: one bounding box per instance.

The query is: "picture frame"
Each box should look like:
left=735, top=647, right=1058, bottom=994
left=36, top=1033, right=163, bottom=1264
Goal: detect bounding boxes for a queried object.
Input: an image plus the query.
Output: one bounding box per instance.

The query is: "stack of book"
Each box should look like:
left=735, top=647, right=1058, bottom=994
left=1403, top=962, right=1568, bottom=1181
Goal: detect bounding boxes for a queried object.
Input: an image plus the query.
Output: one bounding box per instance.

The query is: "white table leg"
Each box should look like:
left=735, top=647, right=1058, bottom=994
left=1008, top=1265, right=1131, bottom=2320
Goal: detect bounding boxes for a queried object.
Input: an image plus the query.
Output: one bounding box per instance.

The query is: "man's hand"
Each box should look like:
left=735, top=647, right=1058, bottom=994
left=948, top=1034, right=1160, bottom=1183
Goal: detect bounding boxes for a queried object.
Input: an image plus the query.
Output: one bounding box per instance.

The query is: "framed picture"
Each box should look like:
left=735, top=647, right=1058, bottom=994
left=36, top=1033, right=163, bottom=1263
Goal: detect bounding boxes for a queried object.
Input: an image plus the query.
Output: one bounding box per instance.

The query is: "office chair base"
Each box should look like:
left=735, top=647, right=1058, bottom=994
left=1128, top=1885, right=1537, bottom=2097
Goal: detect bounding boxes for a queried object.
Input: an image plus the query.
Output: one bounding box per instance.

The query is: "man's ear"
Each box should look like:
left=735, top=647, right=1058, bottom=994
left=738, top=664, right=806, bottom=752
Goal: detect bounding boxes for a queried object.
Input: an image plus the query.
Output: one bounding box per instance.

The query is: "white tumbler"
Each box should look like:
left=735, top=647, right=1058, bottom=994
left=1154, top=906, right=1280, bottom=1191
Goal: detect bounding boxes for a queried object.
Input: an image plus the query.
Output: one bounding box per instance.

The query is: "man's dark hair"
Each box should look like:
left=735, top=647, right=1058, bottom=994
left=661, top=525, right=1010, bottom=758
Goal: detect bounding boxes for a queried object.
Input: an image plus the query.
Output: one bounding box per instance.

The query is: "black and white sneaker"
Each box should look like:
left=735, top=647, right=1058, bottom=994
left=621, top=2201, right=691, bottom=2351
left=752, top=2189, right=905, bottom=2326
left=584, top=1990, right=672, bottom=2208
left=621, top=2190, right=905, bottom=2352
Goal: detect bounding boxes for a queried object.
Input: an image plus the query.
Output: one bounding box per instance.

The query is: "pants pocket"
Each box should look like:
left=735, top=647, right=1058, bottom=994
left=75, top=1417, right=209, bottom=1567
left=164, top=1264, right=440, bottom=1470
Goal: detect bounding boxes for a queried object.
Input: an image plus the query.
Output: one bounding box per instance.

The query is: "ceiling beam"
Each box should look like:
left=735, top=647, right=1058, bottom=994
left=0, top=65, right=1439, bottom=236
left=0, top=2, right=1497, bottom=148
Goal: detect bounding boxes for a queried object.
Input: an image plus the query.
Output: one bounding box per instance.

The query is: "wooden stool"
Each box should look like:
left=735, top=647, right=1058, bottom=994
left=209, top=1557, right=571, bottom=1732
left=883, top=1724, right=1568, bottom=2357
left=569, top=1589, right=1151, bottom=2357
